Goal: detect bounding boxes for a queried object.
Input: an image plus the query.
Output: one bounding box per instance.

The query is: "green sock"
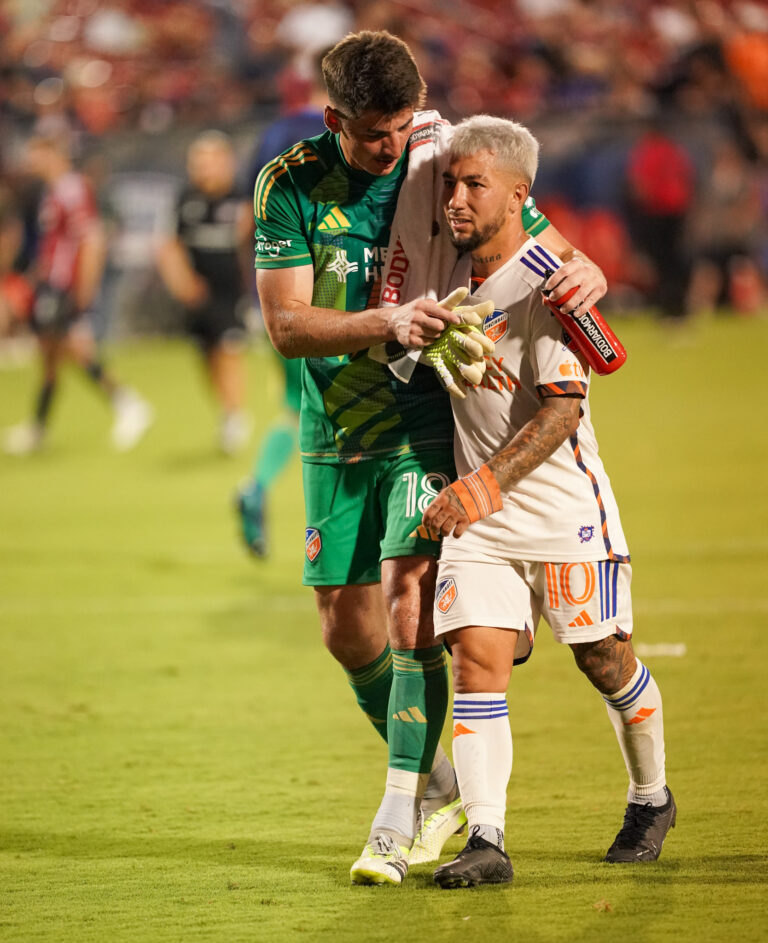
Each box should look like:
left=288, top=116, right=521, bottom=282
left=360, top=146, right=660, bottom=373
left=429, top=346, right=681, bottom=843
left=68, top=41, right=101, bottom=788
left=344, top=645, right=393, bottom=742
left=252, top=422, right=296, bottom=489
left=388, top=646, right=449, bottom=774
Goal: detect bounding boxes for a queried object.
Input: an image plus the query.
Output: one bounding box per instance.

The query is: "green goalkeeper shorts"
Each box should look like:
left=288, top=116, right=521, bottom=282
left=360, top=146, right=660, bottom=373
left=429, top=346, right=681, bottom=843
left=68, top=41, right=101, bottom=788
left=302, top=447, right=456, bottom=586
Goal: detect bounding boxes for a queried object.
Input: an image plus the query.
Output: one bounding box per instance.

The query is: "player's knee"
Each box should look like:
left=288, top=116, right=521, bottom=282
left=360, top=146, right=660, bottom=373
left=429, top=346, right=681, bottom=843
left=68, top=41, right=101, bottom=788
left=314, top=586, right=389, bottom=670
left=320, top=620, right=380, bottom=669
left=570, top=635, right=636, bottom=696
left=449, top=638, right=510, bottom=694
left=382, top=556, right=438, bottom=649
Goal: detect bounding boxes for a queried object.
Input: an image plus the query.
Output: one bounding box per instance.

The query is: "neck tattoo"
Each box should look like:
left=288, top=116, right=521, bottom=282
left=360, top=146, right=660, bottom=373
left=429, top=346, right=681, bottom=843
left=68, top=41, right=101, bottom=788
left=473, top=252, right=503, bottom=265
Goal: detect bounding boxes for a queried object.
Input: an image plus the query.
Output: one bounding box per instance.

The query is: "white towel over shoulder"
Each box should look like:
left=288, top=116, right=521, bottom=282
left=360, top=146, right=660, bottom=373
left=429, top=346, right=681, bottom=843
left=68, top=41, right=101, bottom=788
left=369, top=111, right=470, bottom=382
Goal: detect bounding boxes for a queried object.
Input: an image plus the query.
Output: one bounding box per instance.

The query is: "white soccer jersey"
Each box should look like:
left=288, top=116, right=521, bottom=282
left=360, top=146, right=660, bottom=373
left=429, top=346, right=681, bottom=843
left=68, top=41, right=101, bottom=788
left=443, top=237, right=629, bottom=563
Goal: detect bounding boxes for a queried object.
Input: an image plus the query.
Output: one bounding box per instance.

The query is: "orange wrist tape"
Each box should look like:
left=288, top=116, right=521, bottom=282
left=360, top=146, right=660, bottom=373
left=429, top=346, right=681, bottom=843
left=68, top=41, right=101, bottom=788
left=449, top=464, right=503, bottom=523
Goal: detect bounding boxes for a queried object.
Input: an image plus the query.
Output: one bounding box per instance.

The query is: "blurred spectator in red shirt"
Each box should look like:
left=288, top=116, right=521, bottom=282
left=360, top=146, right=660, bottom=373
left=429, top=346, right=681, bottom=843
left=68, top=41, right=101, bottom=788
left=3, top=134, right=153, bottom=454
left=625, top=119, right=696, bottom=319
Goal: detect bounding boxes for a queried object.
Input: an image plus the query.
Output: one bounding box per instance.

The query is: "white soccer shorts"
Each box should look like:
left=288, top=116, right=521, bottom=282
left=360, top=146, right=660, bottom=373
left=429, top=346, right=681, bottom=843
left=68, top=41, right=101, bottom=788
left=434, top=556, right=633, bottom=663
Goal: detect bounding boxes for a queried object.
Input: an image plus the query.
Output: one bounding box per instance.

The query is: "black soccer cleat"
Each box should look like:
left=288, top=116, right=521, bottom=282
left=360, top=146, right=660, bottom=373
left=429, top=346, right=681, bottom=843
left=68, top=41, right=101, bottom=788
left=433, top=830, right=514, bottom=889
left=603, top=786, right=677, bottom=863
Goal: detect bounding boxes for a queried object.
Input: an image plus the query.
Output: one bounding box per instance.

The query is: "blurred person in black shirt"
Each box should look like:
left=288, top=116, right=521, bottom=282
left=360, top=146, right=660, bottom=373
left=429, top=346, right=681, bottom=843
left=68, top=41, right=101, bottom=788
left=156, top=130, right=253, bottom=454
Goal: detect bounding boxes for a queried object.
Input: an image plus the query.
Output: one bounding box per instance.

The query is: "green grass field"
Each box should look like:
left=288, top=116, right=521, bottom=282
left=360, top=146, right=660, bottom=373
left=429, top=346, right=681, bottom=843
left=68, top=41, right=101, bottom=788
left=1, top=317, right=767, bottom=943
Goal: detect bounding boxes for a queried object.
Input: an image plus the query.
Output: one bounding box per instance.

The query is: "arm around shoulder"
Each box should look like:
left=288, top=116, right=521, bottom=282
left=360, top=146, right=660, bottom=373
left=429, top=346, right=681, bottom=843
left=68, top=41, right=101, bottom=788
left=537, top=223, right=607, bottom=312
left=256, top=266, right=392, bottom=358
left=256, top=267, right=462, bottom=358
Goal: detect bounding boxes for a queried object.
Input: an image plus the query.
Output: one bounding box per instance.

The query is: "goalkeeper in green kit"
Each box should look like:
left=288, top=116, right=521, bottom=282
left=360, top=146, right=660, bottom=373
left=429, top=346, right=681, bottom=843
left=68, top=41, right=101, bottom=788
left=253, top=29, right=608, bottom=885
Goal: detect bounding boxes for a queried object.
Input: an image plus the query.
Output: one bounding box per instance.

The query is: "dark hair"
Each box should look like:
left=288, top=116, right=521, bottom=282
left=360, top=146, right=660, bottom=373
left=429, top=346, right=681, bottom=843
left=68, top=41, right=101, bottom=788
left=322, top=30, right=426, bottom=118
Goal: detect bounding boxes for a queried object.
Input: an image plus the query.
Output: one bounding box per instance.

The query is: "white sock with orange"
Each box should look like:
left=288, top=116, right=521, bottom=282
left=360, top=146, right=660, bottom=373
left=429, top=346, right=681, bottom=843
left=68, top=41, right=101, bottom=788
left=603, top=660, right=667, bottom=806
left=451, top=692, right=512, bottom=849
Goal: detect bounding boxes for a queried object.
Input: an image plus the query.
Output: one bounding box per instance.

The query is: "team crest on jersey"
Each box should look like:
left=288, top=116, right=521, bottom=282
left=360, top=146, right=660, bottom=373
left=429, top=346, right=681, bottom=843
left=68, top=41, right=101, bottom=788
left=305, top=527, right=322, bottom=562
left=483, top=309, right=508, bottom=343
left=436, top=578, right=457, bottom=613
left=578, top=525, right=595, bottom=543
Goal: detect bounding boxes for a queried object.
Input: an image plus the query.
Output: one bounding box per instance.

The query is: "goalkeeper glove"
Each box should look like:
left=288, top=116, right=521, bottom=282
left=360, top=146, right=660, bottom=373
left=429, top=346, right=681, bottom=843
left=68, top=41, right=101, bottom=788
left=436, top=287, right=495, bottom=328
left=422, top=289, right=496, bottom=399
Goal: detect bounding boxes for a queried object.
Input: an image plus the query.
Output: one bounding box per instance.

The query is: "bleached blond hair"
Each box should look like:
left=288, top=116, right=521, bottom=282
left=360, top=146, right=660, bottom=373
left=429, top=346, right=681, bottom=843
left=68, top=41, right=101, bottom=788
left=448, top=115, right=540, bottom=186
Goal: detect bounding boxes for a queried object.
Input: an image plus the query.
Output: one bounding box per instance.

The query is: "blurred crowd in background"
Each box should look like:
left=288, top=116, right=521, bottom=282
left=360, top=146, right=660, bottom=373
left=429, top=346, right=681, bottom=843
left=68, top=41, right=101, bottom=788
left=2, top=0, right=768, bottom=350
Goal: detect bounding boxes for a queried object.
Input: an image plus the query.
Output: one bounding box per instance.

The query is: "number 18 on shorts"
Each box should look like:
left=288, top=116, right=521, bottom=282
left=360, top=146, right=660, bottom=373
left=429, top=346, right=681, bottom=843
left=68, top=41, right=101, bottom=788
left=301, top=447, right=456, bottom=586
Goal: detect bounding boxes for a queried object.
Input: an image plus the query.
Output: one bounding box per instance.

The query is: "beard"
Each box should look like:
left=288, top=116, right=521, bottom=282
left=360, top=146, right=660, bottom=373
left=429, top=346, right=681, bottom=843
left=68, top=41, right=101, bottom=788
left=448, top=209, right=506, bottom=253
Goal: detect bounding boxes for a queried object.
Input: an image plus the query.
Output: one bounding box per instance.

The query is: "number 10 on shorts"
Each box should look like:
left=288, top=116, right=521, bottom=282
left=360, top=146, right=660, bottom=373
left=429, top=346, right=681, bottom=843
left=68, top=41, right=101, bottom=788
left=544, top=560, right=629, bottom=628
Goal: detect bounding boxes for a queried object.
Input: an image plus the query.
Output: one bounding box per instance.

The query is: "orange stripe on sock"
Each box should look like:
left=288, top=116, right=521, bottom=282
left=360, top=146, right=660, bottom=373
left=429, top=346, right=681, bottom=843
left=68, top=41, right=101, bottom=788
left=624, top=707, right=656, bottom=726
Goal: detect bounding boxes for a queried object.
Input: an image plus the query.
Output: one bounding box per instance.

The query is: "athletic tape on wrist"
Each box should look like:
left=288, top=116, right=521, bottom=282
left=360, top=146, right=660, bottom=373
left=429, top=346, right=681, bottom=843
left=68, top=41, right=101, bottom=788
left=449, top=464, right=503, bottom=522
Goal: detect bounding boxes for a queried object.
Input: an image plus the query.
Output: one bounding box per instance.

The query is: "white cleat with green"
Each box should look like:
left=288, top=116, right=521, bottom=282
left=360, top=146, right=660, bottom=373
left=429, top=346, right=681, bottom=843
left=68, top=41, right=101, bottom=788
left=350, top=833, right=410, bottom=885
left=409, top=796, right=467, bottom=865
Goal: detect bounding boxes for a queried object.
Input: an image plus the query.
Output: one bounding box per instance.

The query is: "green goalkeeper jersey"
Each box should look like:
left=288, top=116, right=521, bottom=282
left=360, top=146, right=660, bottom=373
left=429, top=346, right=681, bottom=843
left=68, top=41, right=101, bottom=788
left=253, top=129, right=550, bottom=464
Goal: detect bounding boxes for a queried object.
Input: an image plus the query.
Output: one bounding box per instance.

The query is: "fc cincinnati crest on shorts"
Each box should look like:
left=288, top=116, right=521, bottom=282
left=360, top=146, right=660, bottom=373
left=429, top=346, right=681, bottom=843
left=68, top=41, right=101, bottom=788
left=483, top=309, right=508, bottom=343
left=578, top=525, right=595, bottom=543
left=305, top=527, right=322, bottom=562
left=436, top=578, right=457, bottom=613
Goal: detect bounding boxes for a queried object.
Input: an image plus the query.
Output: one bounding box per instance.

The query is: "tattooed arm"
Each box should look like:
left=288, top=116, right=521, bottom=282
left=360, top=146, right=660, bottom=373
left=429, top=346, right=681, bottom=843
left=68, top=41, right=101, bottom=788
left=487, top=394, right=581, bottom=491
left=422, top=394, right=582, bottom=538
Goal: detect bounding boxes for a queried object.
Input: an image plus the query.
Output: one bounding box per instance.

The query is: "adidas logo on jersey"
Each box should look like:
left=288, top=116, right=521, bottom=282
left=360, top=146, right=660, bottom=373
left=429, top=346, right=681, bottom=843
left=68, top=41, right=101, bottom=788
left=317, top=206, right=351, bottom=231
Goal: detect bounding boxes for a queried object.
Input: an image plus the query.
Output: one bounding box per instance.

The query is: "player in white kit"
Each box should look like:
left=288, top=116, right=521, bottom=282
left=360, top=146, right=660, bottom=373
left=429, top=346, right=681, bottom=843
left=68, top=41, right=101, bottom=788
left=421, top=116, right=675, bottom=888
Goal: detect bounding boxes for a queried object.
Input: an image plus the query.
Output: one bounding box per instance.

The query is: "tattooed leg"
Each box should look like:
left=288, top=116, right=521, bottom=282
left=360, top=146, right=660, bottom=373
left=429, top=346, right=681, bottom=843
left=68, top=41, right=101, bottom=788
left=573, top=635, right=670, bottom=815
left=569, top=635, right=637, bottom=697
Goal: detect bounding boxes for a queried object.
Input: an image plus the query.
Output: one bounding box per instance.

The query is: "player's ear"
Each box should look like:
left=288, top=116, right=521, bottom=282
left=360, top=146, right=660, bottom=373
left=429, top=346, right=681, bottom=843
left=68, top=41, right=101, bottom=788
left=324, top=106, right=342, bottom=134
left=508, top=179, right=530, bottom=214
